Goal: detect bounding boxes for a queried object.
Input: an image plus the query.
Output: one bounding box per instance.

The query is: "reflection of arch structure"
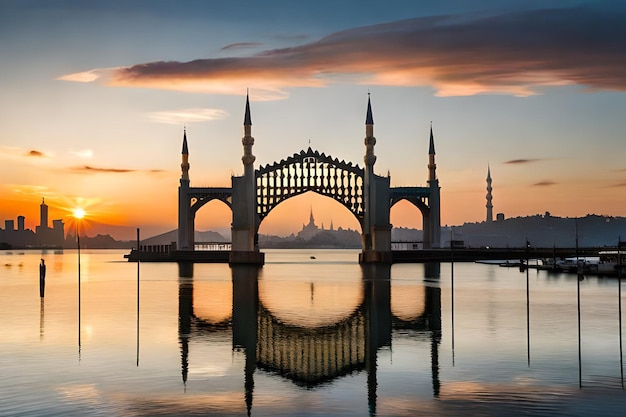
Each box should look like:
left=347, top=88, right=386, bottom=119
left=177, top=263, right=442, bottom=414
left=178, top=95, right=441, bottom=264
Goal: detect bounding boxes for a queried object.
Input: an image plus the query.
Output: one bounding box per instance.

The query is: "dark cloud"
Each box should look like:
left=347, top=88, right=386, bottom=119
left=533, top=180, right=557, bottom=186
left=220, top=42, right=263, bottom=51
left=97, top=6, right=626, bottom=96
left=504, top=159, right=543, bottom=164
left=27, top=150, right=45, bottom=157
left=71, top=166, right=164, bottom=174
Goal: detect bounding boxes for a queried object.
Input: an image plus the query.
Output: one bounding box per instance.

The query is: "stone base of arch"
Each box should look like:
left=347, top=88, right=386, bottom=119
left=359, top=250, right=393, bottom=264
left=229, top=251, right=265, bottom=265
left=359, top=224, right=392, bottom=264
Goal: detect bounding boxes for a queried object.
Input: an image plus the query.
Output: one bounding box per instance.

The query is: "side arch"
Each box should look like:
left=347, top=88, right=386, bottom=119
left=189, top=188, right=233, bottom=215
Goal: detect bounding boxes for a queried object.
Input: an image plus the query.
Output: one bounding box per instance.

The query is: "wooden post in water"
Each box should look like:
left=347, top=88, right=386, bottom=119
left=619, top=238, right=623, bottom=388
left=576, top=220, right=582, bottom=388
left=450, top=232, right=455, bottom=366
left=39, top=258, right=46, bottom=298
left=136, top=227, right=140, bottom=367
left=77, top=224, right=81, bottom=354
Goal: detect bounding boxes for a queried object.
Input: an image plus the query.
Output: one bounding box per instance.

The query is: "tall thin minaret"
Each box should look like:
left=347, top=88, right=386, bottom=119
left=363, top=93, right=376, bottom=251
left=428, top=123, right=436, bottom=182
left=486, top=165, right=493, bottom=222
left=242, top=91, right=255, bottom=168
left=178, top=128, right=192, bottom=250
left=181, top=128, right=190, bottom=181
left=427, top=123, right=441, bottom=248
left=364, top=93, right=376, bottom=168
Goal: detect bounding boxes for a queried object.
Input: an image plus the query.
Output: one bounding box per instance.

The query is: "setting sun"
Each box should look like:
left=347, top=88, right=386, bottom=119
left=73, top=207, right=86, bottom=219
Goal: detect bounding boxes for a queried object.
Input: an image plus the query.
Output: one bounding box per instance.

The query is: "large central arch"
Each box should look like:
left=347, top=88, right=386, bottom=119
left=256, top=148, right=364, bottom=229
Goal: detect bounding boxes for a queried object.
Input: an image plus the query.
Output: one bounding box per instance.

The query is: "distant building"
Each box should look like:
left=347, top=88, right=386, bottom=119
left=298, top=208, right=322, bottom=240
left=496, top=213, right=505, bottom=221
left=0, top=198, right=64, bottom=247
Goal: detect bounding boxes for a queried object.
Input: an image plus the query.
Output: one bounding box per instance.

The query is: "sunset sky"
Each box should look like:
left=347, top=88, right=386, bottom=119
left=1, top=0, right=625, bottom=240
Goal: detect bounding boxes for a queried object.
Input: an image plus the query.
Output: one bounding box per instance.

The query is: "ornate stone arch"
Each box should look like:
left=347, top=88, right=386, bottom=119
left=255, top=148, right=365, bottom=227
left=188, top=187, right=233, bottom=215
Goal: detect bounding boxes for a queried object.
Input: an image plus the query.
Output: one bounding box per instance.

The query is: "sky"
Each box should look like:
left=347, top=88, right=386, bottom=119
left=1, top=0, right=625, bottom=240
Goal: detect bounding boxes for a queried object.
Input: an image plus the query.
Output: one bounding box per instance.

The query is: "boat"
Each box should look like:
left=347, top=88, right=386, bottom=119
left=553, top=251, right=626, bottom=276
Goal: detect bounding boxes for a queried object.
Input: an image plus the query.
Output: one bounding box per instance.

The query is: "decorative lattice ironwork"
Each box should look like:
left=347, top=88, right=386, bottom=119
left=189, top=187, right=232, bottom=214
left=390, top=186, right=431, bottom=214
left=256, top=148, right=364, bottom=223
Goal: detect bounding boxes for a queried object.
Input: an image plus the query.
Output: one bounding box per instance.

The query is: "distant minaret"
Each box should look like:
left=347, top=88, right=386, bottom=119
left=40, top=198, right=48, bottom=228
left=486, top=165, right=493, bottom=222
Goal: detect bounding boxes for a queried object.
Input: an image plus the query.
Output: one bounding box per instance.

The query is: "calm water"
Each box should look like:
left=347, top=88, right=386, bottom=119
left=1, top=249, right=625, bottom=416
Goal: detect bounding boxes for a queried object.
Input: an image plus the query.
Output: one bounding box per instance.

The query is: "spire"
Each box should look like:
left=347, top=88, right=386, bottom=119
left=241, top=91, right=255, bottom=166
left=182, top=128, right=188, bottom=155
left=364, top=93, right=376, bottom=167
left=366, top=93, right=374, bottom=125
left=487, top=164, right=491, bottom=180
left=428, top=123, right=437, bottom=182
left=309, top=207, right=315, bottom=226
left=429, top=122, right=436, bottom=155
left=244, top=90, right=252, bottom=126
left=181, top=128, right=190, bottom=181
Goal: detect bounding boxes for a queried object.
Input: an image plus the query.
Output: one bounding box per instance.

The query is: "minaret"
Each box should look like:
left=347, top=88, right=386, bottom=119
left=428, top=123, right=436, bottom=182
left=364, top=94, right=376, bottom=168
left=181, top=128, right=190, bottom=181
left=427, top=123, right=441, bottom=248
left=242, top=92, right=255, bottom=168
left=178, top=128, right=192, bottom=250
left=486, top=165, right=493, bottom=222
left=363, top=94, right=376, bottom=251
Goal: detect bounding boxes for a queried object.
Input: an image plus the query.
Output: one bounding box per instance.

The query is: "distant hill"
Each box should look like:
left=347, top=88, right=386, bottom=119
left=450, top=214, right=626, bottom=248
left=141, top=229, right=228, bottom=246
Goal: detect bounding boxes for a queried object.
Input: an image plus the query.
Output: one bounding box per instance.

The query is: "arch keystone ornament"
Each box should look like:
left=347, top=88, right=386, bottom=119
left=178, top=95, right=441, bottom=264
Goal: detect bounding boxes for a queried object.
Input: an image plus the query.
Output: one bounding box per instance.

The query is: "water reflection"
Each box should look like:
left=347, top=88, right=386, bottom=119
left=177, top=262, right=442, bottom=415
left=39, top=298, right=45, bottom=341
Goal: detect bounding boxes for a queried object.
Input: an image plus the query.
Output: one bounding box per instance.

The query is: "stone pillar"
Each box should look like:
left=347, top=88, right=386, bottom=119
left=230, top=94, right=264, bottom=264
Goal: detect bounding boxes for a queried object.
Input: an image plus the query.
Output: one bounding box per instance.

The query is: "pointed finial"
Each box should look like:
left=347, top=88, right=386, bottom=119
left=182, top=128, right=189, bottom=154
left=244, top=90, right=252, bottom=126
left=429, top=122, right=436, bottom=155
left=366, top=93, right=374, bottom=125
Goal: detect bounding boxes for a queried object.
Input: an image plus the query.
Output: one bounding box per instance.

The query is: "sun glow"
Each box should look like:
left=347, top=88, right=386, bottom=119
left=73, top=207, right=86, bottom=219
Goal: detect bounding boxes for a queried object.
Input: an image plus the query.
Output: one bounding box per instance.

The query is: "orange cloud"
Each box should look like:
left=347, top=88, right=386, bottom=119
left=70, top=165, right=165, bottom=174
left=533, top=180, right=557, bottom=186
left=59, top=7, right=626, bottom=97
left=504, top=159, right=544, bottom=164
left=147, top=108, right=229, bottom=124
left=220, top=42, right=263, bottom=51
left=27, top=150, right=45, bottom=157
